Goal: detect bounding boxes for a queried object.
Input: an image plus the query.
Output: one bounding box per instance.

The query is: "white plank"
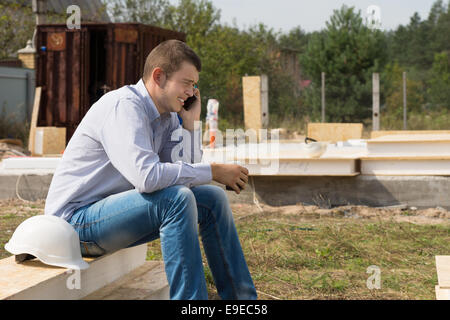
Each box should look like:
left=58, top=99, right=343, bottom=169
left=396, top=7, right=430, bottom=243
left=1, top=157, right=61, bottom=169
left=435, top=286, right=450, bottom=300
left=367, top=142, right=450, bottom=156
left=83, top=261, right=169, bottom=300
left=369, top=134, right=450, bottom=142
left=246, top=159, right=358, bottom=176
left=361, top=159, right=450, bottom=175
left=436, top=256, right=450, bottom=288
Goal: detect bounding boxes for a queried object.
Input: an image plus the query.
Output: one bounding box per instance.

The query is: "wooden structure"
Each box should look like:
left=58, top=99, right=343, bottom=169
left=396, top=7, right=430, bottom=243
left=243, top=75, right=269, bottom=138
left=28, top=87, right=41, bottom=155
left=307, top=123, right=363, bottom=143
left=362, top=134, right=450, bottom=175
left=366, top=134, right=450, bottom=156
left=34, top=127, right=66, bottom=156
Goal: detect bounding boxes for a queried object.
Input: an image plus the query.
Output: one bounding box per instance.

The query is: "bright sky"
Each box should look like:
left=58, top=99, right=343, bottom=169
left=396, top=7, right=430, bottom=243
left=173, top=0, right=446, bottom=32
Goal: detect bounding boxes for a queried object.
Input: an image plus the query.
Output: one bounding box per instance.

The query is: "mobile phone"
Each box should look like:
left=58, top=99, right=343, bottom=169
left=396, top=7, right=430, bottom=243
left=183, top=95, right=197, bottom=111
left=226, top=185, right=243, bottom=191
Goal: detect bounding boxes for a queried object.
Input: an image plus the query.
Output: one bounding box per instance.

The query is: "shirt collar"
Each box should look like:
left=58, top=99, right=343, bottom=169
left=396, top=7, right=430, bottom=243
left=135, top=78, right=171, bottom=122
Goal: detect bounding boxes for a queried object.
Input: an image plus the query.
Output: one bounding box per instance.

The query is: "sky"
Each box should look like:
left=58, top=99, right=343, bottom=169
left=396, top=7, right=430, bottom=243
left=172, top=0, right=446, bottom=33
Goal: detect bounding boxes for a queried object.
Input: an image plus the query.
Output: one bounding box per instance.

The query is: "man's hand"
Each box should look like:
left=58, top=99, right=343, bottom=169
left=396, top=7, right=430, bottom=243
left=178, top=87, right=201, bottom=131
left=211, top=163, right=249, bottom=194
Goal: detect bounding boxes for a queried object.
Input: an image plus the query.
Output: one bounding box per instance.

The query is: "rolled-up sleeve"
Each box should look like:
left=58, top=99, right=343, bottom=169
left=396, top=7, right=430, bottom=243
left=100, top=98, right=212, bottom=193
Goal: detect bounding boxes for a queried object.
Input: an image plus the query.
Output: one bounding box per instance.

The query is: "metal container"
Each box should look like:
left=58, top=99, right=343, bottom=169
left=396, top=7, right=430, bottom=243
left=36, top=23, right=185, bottom=143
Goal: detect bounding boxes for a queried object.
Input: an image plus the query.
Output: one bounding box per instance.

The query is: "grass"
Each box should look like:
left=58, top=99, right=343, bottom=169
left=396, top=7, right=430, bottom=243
left=0, top=199, right=45, bottom=259
left=0, top=199, right=448, bottom=300
left=0, top=106, right=30, bottom=147
left=145, top=205, right=449, bottom=300
left=380, top=109, right=449, bottom=131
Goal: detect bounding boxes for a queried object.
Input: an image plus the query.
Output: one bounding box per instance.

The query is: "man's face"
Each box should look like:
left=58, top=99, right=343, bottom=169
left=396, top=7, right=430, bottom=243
left=159, top=61, right=199, bottom=113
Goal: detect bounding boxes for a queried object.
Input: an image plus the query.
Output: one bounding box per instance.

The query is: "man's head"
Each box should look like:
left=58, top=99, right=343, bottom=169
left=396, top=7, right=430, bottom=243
left=143, top=40, right=201, bottom=114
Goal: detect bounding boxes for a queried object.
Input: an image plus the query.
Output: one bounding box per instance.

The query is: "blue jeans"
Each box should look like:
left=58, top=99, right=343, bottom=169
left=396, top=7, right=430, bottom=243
left=67, top=184, right=257, bottom=300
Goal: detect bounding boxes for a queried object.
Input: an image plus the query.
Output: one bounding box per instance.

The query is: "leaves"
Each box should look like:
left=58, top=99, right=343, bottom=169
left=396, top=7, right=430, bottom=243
left=301, top=5, right=387, bottom=122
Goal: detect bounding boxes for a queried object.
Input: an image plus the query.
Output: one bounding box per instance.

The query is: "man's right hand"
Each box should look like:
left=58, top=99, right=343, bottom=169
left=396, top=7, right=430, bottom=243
left=210, top=163, right=249, bottom=194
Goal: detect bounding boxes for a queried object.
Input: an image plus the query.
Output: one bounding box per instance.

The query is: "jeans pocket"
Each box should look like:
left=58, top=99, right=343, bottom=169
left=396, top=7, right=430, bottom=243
left=80, top=240, right=106, bottom=257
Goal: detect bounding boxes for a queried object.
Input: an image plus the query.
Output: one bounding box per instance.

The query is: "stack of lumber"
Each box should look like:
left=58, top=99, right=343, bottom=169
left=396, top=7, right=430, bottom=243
left=361, top=133, right=450, bottom=175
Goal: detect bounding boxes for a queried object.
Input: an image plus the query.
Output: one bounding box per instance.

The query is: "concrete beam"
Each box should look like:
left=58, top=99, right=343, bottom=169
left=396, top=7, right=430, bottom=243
left=222, top=175, right=450, bottom=210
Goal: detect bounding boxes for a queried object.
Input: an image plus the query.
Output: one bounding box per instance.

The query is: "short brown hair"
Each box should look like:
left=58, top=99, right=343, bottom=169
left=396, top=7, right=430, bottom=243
left=142, top=40, right=201, bottom=82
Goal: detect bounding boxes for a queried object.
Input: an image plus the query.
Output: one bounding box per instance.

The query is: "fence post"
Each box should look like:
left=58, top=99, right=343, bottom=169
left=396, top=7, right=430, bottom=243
left=372, top=73, right=380, bottom=131
left=403, top=72, right=407, bottom=130
left=321, top=72, right=325, bottom=123
left=26, top=71, right=34, bottom=123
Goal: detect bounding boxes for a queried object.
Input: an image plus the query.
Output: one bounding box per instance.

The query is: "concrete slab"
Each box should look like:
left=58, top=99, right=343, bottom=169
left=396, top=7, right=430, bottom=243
left=225, top=176, right=450, bottom=210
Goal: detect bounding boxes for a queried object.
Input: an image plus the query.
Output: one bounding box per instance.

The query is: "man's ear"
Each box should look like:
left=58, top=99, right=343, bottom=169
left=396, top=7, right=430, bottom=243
left=152, top=67, right=166, bottom=88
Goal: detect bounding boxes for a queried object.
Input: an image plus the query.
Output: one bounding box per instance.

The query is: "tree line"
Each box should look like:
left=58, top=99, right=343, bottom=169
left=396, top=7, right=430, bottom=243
left=1, top=0, right=449, bottom=128
left=105, top=0, right=449, bottom=127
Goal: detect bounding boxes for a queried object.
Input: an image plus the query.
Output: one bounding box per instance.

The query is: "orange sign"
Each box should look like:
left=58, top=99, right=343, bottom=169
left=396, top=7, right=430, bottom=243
left=47, top=32, right=66, bottom=51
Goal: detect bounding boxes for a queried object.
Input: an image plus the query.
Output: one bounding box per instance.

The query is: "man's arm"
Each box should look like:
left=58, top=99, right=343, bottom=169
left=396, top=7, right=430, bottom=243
left=159, top=116, right=203, bottom=164
left=100, top=98, right=211, bottom=193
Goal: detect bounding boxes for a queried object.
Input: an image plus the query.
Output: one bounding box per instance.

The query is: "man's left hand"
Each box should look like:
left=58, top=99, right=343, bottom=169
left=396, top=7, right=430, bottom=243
left=178, top=87, right=201, bottom=131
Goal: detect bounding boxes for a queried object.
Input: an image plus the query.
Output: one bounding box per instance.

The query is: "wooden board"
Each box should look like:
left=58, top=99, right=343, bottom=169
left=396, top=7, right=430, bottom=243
left=28, top=87, right=41, bottom=155
left=0, top=255, right=93, bottom=300
left=245, top=159, right=358, bottom=176
left=1, top=157, right=61, bottom=169
left=34, top=127, right=66, bottom=156
left=307, top=123, right=363, bottom=142
left=361, top=156, right=450, bottom=160
left=361, top=159, right=450, bottom=176
left=436, top=256, right=450, bottom=288
left=435, top=286, right=450, bottom=300
left=368, top=134, right=450, bottom=142
left=242, top=75, right=268, bottom=136
left=0, top=244, right=146, bottom=300
left=367, top=135, right=450, bottom=156
left=371, top=130, right=450, bottom=139
left=83, top=261, right=169, bottom=300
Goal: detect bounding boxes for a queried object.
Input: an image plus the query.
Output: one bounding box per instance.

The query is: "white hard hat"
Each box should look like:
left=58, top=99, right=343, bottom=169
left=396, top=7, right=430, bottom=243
left=5, top=215, right=89, bottom=270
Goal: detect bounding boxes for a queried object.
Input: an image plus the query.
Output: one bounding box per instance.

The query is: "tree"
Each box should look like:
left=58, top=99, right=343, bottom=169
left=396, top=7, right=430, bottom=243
left=0, top=3, right=35, bottom=59
left=301, top=5, right=387, bottom=122
left=382, top=62, right=424, bottom=115
left=103, top=0, right=303, bottom=123
left=387, top=0, right=450, bottom=73
left=428, top=52, right=450, bottom=109
left=106, top=0, right=171, bottom=25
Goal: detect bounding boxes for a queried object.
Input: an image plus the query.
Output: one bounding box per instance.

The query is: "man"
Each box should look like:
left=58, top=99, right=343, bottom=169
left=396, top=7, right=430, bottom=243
left=44, top=40, right=257, bottom=300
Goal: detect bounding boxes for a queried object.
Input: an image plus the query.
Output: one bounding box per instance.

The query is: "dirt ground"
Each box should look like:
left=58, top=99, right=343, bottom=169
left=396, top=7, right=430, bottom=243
left=230, top=202, right=450, bottom=226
